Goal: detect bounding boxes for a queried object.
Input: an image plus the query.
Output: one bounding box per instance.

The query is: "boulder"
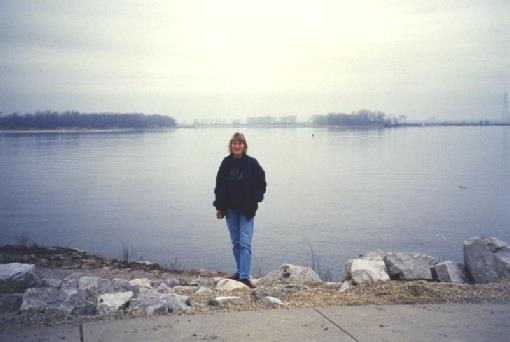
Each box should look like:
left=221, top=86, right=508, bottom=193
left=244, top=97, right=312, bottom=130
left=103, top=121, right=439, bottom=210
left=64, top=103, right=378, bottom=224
left=0, top=263, right=39, bottom=293
left=164, top=293, right=191, bottom=312
left=339, top=280, right=352, bottom=293
left=60, top=276, right=79, bottom=291
left=434, top=261, right=470, bottom=283
left=344, top=259, right=389, bottom=284
left=258, top=264, right=322, bottom=285
left=21, top=286, right=96, bottom=314
left=360, top=250, right=387, bottom=262
left=384, top=252, right=439, bottom=280
left=97, top=291, right=133, bottom=314
left=215, top=278, right=247, bottom=291
left=21, top=287, right=63, bottom=312
left=128, top=291, right=190, bottom=315
left=325, top=282, right=341, bottom=287
left=111, top=278, right=137, bottom=293
left=78, top=276, right=111, bottom=295
left=208, top=296, right=243, bottom=307
left=43, top=278, right=62, bottom=288
left=464, top=236, right=510, bottom=284
left=0, top=293, right=23, bottom=313
left=155, top=282, right=173, bottom=294
left=59, top=287, right=97, bottom=315
left=260, top=296, right=285, bottom=308
left=195, top=286, right=213, bottom=295
left=129, top=278, right=152, bottom=289
left=156, top=278, right=180, bottom=288
left=252, top=284, right=304, bottom=300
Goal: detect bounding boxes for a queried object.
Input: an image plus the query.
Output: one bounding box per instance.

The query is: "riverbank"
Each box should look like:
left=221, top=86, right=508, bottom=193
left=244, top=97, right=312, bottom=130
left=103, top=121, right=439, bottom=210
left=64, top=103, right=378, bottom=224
left=1, top=244, right=510, bottom=330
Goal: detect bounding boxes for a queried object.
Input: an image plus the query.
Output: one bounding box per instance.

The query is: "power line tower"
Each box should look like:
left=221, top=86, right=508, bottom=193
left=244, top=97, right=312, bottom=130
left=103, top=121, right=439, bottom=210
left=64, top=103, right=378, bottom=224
left=503, top=93, right=510, bottom=122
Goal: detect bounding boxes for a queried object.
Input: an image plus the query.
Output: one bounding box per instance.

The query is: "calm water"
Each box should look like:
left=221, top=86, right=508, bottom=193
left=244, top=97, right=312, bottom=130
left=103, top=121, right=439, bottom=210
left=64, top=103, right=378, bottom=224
left=1, top=127, right=509, bottom=279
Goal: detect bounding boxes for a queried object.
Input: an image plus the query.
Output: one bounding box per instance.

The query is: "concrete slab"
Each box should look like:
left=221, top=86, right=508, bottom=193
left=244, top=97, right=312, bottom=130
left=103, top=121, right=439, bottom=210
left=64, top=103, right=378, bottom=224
left=84, top=308, right=351, bottom=341
left=1, top=304, right=509, bottom=341
left=0, top=308, right=351, bottom=342
left=0, top=323, right=81, bottom=342
left=318, top=304, right=510, bottom=342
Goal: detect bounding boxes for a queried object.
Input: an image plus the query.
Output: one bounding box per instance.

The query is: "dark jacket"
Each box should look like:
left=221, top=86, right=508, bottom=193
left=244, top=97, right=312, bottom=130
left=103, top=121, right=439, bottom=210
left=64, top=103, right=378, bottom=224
left=213, top=154, right=266, bottom=218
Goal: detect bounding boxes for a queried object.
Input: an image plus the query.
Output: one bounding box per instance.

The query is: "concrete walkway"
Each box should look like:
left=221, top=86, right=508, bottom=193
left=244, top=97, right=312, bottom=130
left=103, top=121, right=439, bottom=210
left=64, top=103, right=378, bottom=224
left=2, top=304, right=509, bottom=341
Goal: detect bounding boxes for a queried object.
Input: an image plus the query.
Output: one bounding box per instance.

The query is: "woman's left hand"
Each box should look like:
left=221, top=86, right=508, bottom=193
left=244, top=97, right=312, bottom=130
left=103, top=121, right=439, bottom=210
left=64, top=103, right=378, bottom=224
left=216, top=210, right=224, bottom=219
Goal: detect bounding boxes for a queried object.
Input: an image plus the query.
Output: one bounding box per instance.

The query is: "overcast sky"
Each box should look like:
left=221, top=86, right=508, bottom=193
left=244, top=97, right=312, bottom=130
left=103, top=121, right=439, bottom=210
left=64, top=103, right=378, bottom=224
left=0, top=0, right=509, bottom=122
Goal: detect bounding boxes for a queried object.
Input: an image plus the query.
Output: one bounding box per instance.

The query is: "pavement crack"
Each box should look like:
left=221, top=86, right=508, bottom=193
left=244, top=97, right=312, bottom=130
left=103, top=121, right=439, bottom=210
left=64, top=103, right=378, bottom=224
left=313, top=309, right=359, bottom=342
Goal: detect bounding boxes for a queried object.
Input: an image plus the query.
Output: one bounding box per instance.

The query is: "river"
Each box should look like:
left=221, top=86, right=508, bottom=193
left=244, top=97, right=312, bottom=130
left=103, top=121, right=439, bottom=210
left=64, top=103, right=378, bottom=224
left=1, top=126, right=509, bottom=280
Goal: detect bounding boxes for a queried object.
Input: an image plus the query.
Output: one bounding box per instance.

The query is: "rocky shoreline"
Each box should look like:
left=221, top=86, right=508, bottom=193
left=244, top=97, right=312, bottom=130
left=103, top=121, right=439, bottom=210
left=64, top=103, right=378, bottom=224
left=1, top=236, right=510, bottom=329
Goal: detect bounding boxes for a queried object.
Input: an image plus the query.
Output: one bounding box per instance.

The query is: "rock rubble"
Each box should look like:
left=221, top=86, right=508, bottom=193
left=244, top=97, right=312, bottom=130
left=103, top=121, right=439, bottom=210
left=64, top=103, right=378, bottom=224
left=1, top=236, right=509, bottom=327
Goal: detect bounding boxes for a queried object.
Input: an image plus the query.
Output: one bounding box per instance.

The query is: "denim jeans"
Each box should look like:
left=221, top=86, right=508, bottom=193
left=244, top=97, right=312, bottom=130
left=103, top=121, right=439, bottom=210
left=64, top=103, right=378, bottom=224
left=225, top=209, right=254, bottom=280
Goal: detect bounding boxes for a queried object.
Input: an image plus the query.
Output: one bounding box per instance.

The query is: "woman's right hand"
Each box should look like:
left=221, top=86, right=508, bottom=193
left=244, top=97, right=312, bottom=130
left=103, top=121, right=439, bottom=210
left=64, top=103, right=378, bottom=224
left=216, top=210, right=224, bottom=219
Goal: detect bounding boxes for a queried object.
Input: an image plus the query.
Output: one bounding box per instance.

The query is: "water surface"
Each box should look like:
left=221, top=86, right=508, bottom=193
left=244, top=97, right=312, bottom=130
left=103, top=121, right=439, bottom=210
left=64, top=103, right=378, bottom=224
left=1, top=127, right=509, bottom=279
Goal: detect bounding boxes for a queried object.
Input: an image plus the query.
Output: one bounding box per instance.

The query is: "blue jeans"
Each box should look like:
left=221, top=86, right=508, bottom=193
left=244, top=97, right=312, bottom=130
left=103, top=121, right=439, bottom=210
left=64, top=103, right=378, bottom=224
left=225, top=209, right=254, bottom=280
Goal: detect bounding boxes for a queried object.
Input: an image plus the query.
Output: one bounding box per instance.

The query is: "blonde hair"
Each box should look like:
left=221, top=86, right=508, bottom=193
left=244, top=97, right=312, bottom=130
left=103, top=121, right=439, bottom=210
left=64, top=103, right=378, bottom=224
left=229, top=132, right=248, bottom=155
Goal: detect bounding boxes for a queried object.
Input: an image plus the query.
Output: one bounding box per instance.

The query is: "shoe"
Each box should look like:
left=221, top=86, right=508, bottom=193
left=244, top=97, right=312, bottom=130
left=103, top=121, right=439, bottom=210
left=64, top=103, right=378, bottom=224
left=228, top=273, right=239, bottom=281
left=239, top=278, right=256, bottom=289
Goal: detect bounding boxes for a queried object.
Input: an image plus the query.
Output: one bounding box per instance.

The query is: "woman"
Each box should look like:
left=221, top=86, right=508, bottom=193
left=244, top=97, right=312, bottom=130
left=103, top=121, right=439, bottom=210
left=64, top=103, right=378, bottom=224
left=213, top=132, right=266, bottom=288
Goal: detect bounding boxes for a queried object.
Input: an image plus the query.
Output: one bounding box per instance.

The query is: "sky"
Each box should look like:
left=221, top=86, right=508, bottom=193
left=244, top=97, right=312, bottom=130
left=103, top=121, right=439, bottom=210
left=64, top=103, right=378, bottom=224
left=0, top=0, right=509, bottom=122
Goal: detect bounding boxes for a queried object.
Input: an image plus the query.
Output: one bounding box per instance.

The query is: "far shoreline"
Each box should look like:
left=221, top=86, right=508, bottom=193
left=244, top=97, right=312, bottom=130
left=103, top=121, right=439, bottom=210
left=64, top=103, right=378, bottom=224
left=0, top=127, right=176, bottom=134
left=2, top=122, right=509, bottom=133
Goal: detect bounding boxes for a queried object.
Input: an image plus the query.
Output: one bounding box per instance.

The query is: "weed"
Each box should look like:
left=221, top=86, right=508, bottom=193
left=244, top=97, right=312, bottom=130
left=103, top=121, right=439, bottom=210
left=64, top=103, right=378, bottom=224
left=253, top=255, right=264, bottom=278
left=15, top=233, right=30, bottom=246
left=167, top=257, right=182, bottom=272
left=306, top=240, right=333, bottom=282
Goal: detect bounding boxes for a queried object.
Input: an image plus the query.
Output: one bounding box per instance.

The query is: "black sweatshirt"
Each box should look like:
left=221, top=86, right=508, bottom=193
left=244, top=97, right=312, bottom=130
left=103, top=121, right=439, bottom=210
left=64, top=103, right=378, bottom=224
left=213, top=154, right=267, bottom=218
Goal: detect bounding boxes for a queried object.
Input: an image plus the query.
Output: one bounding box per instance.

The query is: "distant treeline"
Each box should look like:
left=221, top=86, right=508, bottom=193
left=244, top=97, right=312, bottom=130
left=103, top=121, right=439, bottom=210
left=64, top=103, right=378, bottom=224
left=0, top=111, right=176, bottom=129
left=312, top=109, right=396, bottom=126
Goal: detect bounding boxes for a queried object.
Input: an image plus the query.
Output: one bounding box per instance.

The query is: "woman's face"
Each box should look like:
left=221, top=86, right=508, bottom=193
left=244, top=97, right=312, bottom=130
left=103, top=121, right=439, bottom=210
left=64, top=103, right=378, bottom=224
left=231, top=140, right=244, bottom=157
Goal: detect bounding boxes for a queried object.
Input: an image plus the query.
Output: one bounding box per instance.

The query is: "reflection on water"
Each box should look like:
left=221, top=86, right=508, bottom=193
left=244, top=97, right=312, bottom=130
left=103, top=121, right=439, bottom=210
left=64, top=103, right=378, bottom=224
left=1, top=127, right=509, bottom=279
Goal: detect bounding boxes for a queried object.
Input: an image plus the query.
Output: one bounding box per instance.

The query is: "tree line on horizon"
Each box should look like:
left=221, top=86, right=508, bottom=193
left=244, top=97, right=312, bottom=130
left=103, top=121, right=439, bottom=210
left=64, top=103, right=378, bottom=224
left=0, top=111, right=176, bottom=129
left=312, top=109, right=397, bottom=126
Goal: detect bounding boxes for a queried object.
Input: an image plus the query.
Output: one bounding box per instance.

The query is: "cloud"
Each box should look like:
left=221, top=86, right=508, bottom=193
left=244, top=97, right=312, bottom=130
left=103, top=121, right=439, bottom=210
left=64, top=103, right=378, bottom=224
left=0, top=1, right=509, bottom=120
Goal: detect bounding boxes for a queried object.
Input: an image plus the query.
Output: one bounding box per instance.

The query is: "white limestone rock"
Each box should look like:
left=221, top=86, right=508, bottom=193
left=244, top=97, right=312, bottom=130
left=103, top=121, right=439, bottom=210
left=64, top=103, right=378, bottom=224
left=60, top=276, right=79, bottom=291
left=157, top=278, right=180, bottom=288
left=128, top=291, right=190, bottom=315
left=21, top=287, right=65, bottom=312
left=208, top=296, right=244, bottom=307
left=464, top=236, right=510, bottom=284
left=0, top=263, right=39, bottom=293
left=325, top=282, right=341, bottom=287
left=344, top=258, right=390, bottom=284
left=155, top=282, right=173, bottom=294
left=111, top=278, right=137, bottom=293
left=43, top=278, right=62, bottom=288
left=195, top=286, right=213, bottom=295
left=434, top=261, right=470, bottom=283
left=261, top=296, right=286, bottom=308
left=60, top=287, right=96, bottom=315
left=339, top=280, right=352, bottom=293
left=129, top=278, right=153, bottom=289
left=164, top=293, right=191, bottom=312
left=384, top=252, right=439, bottom=280
left=213, top=277, right=224, bottom=284
left=97, top=291, right=133, bottom=314
left=215, top=278, right=247, bottom=291
left=252, top=284, right=305, bottom=300
left=258, top=264, right=322, bottom=285
left=360, top=250, right=387, bottom=262
left=78, top=276, right=111, bottom=295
